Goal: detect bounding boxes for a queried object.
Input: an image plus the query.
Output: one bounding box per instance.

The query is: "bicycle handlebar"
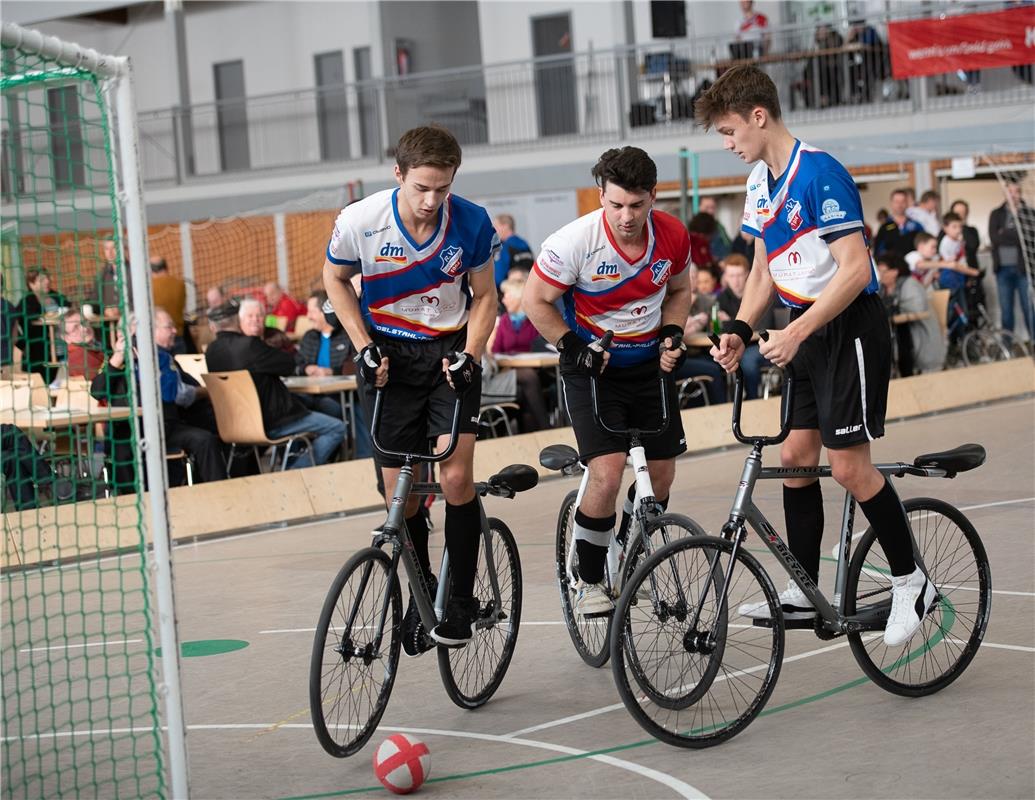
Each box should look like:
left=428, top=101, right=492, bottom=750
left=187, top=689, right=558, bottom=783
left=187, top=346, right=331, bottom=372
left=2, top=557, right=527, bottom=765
left=710, top=331, right=794, bottom=448
left=588, top=330, right=670, bottom=438
left=370, top=388, right=463, bottom=463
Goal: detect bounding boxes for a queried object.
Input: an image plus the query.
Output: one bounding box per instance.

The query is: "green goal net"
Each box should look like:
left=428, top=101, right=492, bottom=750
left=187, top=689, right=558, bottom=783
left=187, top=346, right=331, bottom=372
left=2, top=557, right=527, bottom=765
left=2, top=24, right=183, bottom=799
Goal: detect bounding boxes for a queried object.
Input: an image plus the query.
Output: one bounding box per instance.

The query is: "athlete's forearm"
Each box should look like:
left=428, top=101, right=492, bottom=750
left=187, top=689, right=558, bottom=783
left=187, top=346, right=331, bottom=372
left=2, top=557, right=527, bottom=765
left=322, top=261, right=371, bottom=352
left=522, top=275, right=569, bottom=345
left=660, top=270, right=692, bottom=330
left=735, top=262, right=777, bottom=329
left=462, top=284, right=496, bottom=360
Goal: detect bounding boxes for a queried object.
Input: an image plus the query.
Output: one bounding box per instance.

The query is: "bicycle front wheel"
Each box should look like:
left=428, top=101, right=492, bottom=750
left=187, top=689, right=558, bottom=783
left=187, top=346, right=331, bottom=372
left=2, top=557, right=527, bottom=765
left=611, top=536, right=784, bottom=748
left=846, top=497, right=991, bottom=696
left=439, top=517, right=522, bottom=709
left=961, top=329, right=1013, bottom=366
left=309, top=546, right=402, bottom=758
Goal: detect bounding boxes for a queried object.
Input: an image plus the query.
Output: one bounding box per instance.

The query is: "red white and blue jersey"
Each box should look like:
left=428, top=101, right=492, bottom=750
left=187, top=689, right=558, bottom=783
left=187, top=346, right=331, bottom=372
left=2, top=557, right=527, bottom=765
left=326, top=188, right=499, bottom=340
left=534, top=209, right=690, bottom=367
left=742, top=140, right=878, bottom=309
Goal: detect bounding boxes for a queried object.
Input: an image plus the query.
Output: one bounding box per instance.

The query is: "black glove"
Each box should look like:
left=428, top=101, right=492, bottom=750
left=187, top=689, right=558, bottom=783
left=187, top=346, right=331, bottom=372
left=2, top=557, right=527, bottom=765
left=321, top=297, right=344, bottom=333
left=557, top=330, right=611, bottom=376
left=445, top=351, right=481, bottom=395
left=355, top=342, right=383, bottom=384
left=658, top=324, right=688, bottom=371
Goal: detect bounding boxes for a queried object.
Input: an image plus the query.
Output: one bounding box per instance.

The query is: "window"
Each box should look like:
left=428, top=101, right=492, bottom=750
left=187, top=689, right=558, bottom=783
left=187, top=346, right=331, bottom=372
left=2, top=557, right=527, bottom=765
left=214, top=60, right=249, bottom=171
left=315, top=51, right=349, bottom=162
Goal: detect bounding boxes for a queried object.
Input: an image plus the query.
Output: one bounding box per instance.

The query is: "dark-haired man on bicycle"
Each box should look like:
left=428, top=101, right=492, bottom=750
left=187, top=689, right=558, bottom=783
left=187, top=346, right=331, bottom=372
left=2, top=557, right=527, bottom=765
left=697, top=65, right=934, bottom=647
left=523, top=146, right=692, bottom=618
left=322, top=125, right=499, bottom=651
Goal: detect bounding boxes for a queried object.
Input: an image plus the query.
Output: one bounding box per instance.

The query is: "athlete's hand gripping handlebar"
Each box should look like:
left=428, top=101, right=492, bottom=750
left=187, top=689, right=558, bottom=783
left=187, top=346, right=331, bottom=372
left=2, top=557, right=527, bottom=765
left=709, top=331, right=794, bottom=447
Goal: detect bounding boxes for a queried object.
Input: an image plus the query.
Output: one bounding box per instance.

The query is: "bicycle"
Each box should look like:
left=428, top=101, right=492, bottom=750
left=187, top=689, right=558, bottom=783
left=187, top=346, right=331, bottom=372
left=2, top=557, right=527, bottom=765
left=611, top=349, right=991, bottom=748
left=309, top=389, right=538, bottom=757
left=540, top=333, right=705, bottom=668
left=961, top=301, right=1028, bottom=367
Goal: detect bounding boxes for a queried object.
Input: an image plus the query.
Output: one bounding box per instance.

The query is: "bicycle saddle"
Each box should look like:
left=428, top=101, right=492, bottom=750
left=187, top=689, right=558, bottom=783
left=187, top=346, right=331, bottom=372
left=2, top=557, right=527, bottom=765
left=488, top=464, right=539, bottom=493
left=913, top=443, right=986, bottom=476
left=539, top=444, right=580, bottom=474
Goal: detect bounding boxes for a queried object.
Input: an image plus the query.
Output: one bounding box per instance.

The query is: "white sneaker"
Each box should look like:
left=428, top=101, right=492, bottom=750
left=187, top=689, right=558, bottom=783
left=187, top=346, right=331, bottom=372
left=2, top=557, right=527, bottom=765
left=738, top=579, right=815, bottom=620
left=884, top=567, right=937, bottom=647
left=573, top=581, right=614, bottom=618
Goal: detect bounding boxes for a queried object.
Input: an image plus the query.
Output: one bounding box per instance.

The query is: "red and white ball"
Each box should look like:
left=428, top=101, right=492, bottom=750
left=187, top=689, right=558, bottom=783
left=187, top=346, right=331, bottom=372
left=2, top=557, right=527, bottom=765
left=373, top=733, right=431, bottom=795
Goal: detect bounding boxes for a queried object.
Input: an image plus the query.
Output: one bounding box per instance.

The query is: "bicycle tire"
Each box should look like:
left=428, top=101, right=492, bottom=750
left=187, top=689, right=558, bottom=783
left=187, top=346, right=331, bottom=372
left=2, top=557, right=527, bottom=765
left=846, top=497, right=991, bottom=697
left=309, top=546, right=402, bottom=758
left=438, top=517, right=522, bottom=709
left=611, top=535, right=784, bottom=748
left=961, top=329, right=1012, bottom=366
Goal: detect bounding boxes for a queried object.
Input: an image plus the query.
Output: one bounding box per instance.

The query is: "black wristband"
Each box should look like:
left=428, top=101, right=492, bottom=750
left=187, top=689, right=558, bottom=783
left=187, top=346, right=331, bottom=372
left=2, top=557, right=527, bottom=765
left=728, top=319, right=755, bottom=349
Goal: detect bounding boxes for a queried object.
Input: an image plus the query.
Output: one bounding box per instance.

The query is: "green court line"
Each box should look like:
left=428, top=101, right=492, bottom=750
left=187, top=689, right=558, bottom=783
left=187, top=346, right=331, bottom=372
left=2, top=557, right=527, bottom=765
left=282, top=613, right=952, bottom=800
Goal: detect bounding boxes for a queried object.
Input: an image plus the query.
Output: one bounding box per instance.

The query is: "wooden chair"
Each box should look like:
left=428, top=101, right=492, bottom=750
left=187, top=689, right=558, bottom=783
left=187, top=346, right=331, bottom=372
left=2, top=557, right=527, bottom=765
left=292, top=314, right=315, bottom=338
left=165, top=449, right=195, bottom=486
left=202, top=370, right=316, bottom=475
left=174, top=354, right=208, bottom=384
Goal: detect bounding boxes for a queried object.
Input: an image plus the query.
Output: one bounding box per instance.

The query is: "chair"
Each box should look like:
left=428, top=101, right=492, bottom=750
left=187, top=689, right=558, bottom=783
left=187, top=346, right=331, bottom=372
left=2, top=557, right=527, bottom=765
left=929, top=289, right=950, bottom=339
left=166, top=449, right=195, bottom=486
left=174, top=354, right=208, bottom=384
left=202, top=370, right=316, bottom=475
left=292, top=315, right=315, bottom=338
left=677, top=376, right=714, bottom=408
left=478, top=402, right=520, bottom=438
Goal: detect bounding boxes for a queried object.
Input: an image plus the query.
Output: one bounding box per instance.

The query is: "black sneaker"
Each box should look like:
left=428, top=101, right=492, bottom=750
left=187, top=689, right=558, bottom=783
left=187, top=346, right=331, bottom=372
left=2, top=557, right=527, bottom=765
left=402, top=574, right=437, bottom=658
left=430, top=596, right=480, bottom=648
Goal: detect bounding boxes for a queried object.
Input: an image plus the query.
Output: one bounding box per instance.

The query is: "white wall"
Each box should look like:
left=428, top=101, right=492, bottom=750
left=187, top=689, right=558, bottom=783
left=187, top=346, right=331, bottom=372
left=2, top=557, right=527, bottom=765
left=473, top=189, right=578, bottom=254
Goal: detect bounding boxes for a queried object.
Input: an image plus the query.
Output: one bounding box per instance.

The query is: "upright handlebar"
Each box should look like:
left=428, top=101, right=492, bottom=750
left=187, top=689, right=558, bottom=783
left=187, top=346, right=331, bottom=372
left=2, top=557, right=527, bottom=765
left=709, top=331, right=794, bottom=448
left=588, top=330, right=670, bottom=438
left=370, top=388, right=463, bottom=463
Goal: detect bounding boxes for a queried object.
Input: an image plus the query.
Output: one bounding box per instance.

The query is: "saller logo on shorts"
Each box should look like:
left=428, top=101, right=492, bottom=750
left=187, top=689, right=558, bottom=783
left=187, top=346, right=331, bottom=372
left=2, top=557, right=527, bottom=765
left=439, top=245, right=463, bottom=276
left=835, top=424, right=862, bottom=436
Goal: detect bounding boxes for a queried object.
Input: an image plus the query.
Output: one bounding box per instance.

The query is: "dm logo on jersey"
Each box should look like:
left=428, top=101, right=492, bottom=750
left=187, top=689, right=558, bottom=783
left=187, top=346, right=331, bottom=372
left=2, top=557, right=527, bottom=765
left=439, top=245, right=464, bottom=277
left=591, top=261, right=621, bottom=282
left=784, top=199, right=803, bottom=231
left=650, top=259, right=672, bottom=287
left=375, top=242, right=407, bottom=265
left=755, top=197, right=771, bottom=218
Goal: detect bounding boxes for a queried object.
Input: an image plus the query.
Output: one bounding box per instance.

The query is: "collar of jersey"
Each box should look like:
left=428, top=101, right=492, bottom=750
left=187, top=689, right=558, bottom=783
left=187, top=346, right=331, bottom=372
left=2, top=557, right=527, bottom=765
left=391, top=188, right=445, bottom=251
left=766, top=138, right=802, bottom=200
left=601, top=209, right=653, bottom=266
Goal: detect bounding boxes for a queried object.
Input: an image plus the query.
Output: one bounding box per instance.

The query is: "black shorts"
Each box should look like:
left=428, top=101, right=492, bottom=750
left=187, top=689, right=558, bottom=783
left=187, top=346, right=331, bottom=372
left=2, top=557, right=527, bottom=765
left=789, top=292, right=891, bottom=450
left=562, top=360, right=686, bottom=463
left=358, top=329, right=481, bottom=468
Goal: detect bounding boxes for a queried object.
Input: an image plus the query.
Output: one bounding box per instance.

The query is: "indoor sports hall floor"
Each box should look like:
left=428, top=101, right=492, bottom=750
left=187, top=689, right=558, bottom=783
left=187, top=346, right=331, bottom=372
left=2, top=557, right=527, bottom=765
left=100, top=398, right=1035, bottom=797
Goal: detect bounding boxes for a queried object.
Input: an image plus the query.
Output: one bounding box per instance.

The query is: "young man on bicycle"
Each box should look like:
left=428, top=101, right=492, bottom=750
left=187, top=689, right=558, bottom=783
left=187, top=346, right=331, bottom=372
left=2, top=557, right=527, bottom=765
left=322, top=125, right=499, bottom=651
left=523, top=146, right=692, bottom=618
left=697, top=65, right=934, bottom=647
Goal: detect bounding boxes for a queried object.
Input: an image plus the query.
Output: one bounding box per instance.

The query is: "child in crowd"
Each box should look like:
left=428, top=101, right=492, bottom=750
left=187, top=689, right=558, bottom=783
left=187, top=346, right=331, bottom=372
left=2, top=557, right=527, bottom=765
left=905, top=231, right=969, bottom=287
left=936, top=212, right=982, bottom=344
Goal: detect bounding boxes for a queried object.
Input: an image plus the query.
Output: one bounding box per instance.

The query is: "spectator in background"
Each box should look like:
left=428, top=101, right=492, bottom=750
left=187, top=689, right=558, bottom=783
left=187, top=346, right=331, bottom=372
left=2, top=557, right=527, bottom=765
left=205, top=300, right=345, bottom=468
left=938, top=212, right=982, bottom=345
left=873, top=188, right=923, bottom=259
left=907, top=190, right=941, bottom=236
left=263, top=281, right=306, bottom=331
left=905, top=232, right=958, bottom=287
left=490, top=279, right=550, bottom=432
left=812, top=23, right=845, bottom=108
left=698, top=197, right=731, bottom=260
left=492, top=214, right=534, bottom=288
left=60, top=309, right=105, bottom=380
left=15, top=269, right=69, bottom=382
left=676, top=270, right=727, bottom=406
left=731, top=0, right=770, bottom=59
left=96, top=238, right=131, bottom=312
left=240, top=296, right=295, bottom=354
left=946, top=198, right=986, bottom=320
left=695, top=266, right=721, bottom=299
left=847, top=18, right=889, bottom=103
left=730, top=228, right=756, bottom=264
left=1, top=273, right=16, bottom=373
left=716, top=254, right=776, bottom=399
left=687, top=211, right=719, bottom=269
left=150, top=257, right=187, bottom=353
left=877, top=254, right=945, bottom=376
left=989, top=176, right=1035, bottom=339
left=205, top=286, right=227, bottom=312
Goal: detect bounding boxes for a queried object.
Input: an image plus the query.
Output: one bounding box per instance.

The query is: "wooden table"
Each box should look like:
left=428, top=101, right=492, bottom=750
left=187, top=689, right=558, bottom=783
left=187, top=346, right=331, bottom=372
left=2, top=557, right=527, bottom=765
left=494, top=351, right=565, bottom=427
left=283, top=375, right=359, bottom=455
left=892, top=311, right=930, bottom=325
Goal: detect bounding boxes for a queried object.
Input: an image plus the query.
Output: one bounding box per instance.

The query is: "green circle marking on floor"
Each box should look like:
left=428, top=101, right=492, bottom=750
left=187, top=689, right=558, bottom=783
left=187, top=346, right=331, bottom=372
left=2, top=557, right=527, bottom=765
left=155, top=639, right=250, bottom=658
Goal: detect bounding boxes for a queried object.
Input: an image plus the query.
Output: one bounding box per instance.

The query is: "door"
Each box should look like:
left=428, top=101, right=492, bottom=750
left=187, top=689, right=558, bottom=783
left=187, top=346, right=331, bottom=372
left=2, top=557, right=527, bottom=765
left=47, top=86, right=85, bottom=188
left=214, top=60, right=250, bottom=171
left=532, top=14, right=577, bottom=137
left=315, top=51, right=349, bottom=162
left=353, top=47, right=378, bottom=159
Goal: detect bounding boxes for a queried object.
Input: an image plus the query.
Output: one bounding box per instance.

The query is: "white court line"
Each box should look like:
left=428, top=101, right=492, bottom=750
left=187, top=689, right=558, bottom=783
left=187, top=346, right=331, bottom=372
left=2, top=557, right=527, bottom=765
left=19, top=639, right=142, bottom=654
left=949, top=638, right=1035, bottom=654
left=2, top=724, right=709, bottom=799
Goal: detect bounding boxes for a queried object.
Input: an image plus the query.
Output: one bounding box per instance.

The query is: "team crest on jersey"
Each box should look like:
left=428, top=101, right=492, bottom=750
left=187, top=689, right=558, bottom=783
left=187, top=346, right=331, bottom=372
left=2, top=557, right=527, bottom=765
left=591, top=261, right=621, bottom=282
left=785, top=199, right=803, bottom=231
left=439, top=245, right=463, bottom=277
left=649, top=259, right=672, bottom=287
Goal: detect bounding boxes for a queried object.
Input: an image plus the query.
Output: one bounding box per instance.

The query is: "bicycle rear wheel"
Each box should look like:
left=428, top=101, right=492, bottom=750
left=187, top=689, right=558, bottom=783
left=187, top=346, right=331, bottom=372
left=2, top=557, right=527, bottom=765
left=961, top=329, right=1013, bottom=366
left=611, top=536, right=784, bottom=748
left=846, top=497, right=991, bottom=696
left=309, top=546, right=402, bottom=757
left=556, top=489, right=613, bottom=668
left=439, top=518, right=522, bottom=709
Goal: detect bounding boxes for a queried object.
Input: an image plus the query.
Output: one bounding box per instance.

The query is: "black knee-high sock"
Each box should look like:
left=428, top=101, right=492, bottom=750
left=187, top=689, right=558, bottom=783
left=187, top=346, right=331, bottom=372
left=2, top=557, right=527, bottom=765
left=573, top=509, right=615, bottom=584
left=445, top=498, right=481, bottom=598
left=784, top=481, right=824, bottom=584
left=405, top=510, right=432, bottom=582
left=858, top=478, right=916, bottom=577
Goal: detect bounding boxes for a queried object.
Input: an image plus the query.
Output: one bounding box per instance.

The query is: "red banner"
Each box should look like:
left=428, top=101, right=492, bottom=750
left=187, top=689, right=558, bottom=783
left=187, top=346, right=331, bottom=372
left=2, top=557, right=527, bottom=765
left=888, top=5, right=1035, bottom=79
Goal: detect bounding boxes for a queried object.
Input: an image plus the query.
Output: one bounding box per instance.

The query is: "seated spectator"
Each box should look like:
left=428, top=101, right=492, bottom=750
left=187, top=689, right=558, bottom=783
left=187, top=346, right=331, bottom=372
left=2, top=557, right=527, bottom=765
left=150, top=257, right=187, bottom=352
left=847, top=18, right=889, bottom=103
left=206, top=286, right=227, bottom=312
left=698, top=197, right=731, bottom=261
left=240, top=296, right=295, bottom=354
left=60, top=309, right=105, bottom=380
left=937, top=212, right=981, bottom=345
left=695, top=266, right=721, bottom=299
left=905, top=232, right=957, bottom=287
left=489, top=279, right=550, bottom=432
left=263, top=282, right=306, bottom=331
left=295, top=291, right=372, bottom=458
left=730, top=228, right=756, bottom=264
left=1, top=424, right=85, bottom=510
left=675, top=272, right=727, bottom=406
left=205, top=301, right=345, bottom=468
left=15, top=269, right=69, bottom=382
left=687, top=211, right=718, bottom=269
left=877, top=254, right=945, bottom=375
left=716, top=255, right=776, bottom=399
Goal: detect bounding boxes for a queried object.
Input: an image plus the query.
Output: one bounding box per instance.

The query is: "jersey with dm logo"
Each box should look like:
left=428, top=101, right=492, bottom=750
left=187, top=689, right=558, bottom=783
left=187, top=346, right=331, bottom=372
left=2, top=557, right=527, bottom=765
left=326, top=188, right=499, bottom=340
left=741, top=139, right=878, bottom=309
left=533, top=208, right=690, bottom=367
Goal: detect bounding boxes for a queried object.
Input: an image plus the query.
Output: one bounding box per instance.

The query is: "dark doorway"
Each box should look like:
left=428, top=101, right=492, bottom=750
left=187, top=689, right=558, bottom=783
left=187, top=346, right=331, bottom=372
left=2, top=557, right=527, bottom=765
left=532, top=14, right=577, bottom=137
left=214, top=60, right=250, bottom=172
left=353, top=47, right=378, bottom=158
left=315, top=51, right=349, bottom=162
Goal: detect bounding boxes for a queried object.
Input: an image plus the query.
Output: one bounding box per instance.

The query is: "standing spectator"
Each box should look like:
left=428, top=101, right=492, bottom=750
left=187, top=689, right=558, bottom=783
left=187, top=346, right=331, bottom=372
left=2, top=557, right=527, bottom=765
left=1, top=273, right=15, bottom=373
left=907, top=190, right=941, bottom=236
left=490, top=279, right=550, bottom=432
left=877, top=254, right=945, bottom=376
left=15, top=269, right=69, bottom=382
left=873, top=188, right=924, bottom=258
left=95, top=238, right=132, bottom=312
left=205, top=301, right=345, bottom=468
left=847, top=18, right=889, bottom=103
left=698, top=196, right=731, bottom=260
left=731, top=0, right=770, bottom=59
left=812, top=24, right=845, bottom=108
left=938, top=212, right=982, bottom=345
left=716, top=254, right=776, bottom=399
left=150, top=257, right=187, bottom=352
left=263, top=282, right=306, bottom=331
left=989, top=176, right=1035, bottom=339
left=492, top=214, right=534, bottom=288
left=946, top=198, right=985, bottom=321
left=60, top=309, right=105, bottom=380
